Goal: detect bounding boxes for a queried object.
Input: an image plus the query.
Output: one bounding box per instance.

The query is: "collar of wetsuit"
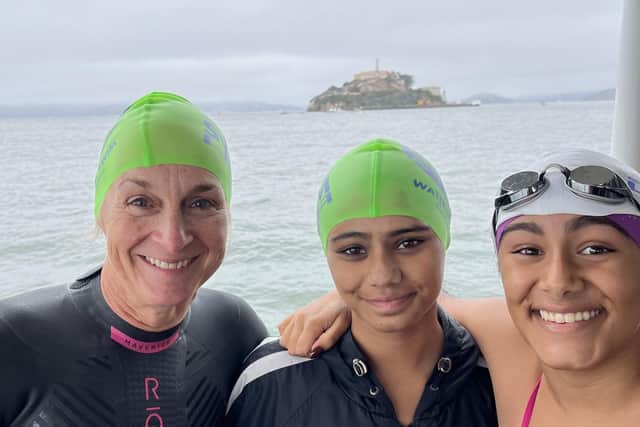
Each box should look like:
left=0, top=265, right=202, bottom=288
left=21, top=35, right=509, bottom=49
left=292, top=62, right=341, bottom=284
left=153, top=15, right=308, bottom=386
left=71, top=266, right=187, bottom=344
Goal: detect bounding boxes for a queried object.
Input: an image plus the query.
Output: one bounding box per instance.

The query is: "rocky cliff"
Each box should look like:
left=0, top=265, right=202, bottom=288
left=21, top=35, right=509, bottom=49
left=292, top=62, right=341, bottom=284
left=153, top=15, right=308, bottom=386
left=307, top=70, right=445, bottom=112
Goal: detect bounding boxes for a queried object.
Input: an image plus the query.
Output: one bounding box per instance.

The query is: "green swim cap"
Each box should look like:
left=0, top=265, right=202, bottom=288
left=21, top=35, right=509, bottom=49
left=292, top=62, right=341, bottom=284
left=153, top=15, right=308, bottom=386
left=317, top=138, right=451, bottom=252
left=94, top=91, right=231, bottom=217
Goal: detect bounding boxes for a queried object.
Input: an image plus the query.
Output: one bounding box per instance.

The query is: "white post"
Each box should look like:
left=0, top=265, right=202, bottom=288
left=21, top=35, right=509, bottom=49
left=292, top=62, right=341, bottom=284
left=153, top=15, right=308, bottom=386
left=612, top=0, right=640, bottom=170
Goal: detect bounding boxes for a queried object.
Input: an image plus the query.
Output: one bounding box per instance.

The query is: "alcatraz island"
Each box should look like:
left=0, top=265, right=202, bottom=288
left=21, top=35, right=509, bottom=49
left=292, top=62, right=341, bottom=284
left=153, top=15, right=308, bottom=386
left=307, top=68, right=472, bottom=112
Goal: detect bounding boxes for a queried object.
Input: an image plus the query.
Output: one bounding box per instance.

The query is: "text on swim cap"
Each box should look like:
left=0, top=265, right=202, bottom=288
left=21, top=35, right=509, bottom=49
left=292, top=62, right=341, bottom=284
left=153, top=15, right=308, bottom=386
left=403, top=147, right=446, bottom=195
left=413, top=179, right=449, bottom=216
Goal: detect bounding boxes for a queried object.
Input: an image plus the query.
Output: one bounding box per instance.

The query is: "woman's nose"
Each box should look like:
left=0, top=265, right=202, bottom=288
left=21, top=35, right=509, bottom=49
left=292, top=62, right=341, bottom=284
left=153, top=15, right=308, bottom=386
left=538, top=251, right=583, bottom=298
left=366, top=250, right=402, bottom=287
left=155, top=211, right=194, bottom=253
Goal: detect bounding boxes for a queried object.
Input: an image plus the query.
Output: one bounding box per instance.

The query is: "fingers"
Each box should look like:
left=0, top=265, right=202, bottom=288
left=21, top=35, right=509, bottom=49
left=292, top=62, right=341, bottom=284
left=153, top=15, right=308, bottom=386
left=310, top=309, right=352, bottom=357
left=279, top=313, right=304, bottom=353
left=293, top=315, right=328, bottom=357
left=278, top=314, right=293, bottom=336
left=278, top=289, right=350, bottom=357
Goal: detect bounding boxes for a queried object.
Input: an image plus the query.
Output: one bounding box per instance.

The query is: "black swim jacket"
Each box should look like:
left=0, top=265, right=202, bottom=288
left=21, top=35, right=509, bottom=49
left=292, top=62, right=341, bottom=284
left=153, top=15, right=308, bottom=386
left=226, top=307, right=498, bottom=427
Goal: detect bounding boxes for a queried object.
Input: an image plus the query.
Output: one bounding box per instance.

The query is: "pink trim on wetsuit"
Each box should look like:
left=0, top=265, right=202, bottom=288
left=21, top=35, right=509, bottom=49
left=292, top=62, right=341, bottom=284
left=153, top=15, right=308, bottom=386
left=110, top=326, right=180, bottom=354
left=521, top=377, right=542, bottom=427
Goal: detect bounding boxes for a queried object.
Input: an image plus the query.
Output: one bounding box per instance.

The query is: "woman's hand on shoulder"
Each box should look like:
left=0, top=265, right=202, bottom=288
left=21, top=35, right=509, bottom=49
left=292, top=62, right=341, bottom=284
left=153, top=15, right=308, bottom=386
left=278, top=289, right=350, bottom=357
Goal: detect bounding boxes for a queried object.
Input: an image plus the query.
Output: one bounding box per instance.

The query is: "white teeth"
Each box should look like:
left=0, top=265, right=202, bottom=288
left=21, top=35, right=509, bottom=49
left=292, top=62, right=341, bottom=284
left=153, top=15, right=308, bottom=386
left=538, top=309, right=602, bottom=324
left=144, top=256, right=191, bottom=270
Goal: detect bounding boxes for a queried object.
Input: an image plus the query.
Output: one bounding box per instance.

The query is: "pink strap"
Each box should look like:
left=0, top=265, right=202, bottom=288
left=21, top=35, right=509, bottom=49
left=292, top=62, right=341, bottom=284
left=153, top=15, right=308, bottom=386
left=521, top=377, right=542, bottom=427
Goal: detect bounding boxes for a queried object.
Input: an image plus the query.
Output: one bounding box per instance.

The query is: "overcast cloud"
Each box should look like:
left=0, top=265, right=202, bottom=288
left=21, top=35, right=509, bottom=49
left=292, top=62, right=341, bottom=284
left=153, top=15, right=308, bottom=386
left=0, top=0, right=622, bottom=106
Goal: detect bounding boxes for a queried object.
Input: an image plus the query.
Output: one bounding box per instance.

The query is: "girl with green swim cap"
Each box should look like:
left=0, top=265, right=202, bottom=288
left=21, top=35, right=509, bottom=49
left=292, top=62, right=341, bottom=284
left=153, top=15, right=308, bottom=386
left=226, top=139, right=497, bottom=427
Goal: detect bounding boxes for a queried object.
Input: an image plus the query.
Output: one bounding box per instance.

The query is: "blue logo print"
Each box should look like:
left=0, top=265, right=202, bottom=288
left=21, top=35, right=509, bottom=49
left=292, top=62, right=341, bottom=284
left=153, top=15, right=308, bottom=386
left=403, top=146, right=446, bottom=194
left=318, top=177, right=332, bottom=210
left=413, top=179, right=449, bottom=215
left=203, top=119, right=230, bottom=164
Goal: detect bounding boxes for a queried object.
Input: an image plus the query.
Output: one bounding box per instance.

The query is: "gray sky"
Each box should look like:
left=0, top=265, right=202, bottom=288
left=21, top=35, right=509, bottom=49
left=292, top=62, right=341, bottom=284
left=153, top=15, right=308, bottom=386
left=0, top=0, right=622, bottom=106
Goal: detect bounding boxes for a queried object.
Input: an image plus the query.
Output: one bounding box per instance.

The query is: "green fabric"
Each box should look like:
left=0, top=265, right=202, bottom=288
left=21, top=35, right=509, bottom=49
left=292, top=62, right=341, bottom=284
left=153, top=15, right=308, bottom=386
left=94, top=92, right=231, bottom=217
left=317, top=138, right=451, bottom=252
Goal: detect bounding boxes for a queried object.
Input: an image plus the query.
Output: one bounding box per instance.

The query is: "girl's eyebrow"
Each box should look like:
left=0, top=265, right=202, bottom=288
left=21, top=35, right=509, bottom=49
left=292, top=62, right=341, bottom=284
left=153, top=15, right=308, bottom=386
left=331, top=231, right=368, bottom=243
left=500, top=222, right=543, bottom=240
left=331, top=225, right=432, bottom=243
left=566, top=215, right=627, bottom=234
left=389, top=226, right=431, bottom=237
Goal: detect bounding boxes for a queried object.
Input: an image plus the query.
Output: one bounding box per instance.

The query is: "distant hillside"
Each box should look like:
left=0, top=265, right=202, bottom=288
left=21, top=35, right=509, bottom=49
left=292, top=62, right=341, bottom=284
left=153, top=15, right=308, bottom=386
left=463, top=89, right=615, bottom=105
left=308, top=70, right=446, bottom=111
left=199, top=102, right=304, bottom=113
left=0, top=101, right=303, bottom=117
left=463, top=93, right=513, bottom=104
left=582, top=88, right=616, bottom=101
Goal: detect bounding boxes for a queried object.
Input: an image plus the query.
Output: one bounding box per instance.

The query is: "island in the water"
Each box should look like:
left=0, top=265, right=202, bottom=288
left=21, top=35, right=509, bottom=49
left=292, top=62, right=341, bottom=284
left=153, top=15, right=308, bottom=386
left=307, top=70, right=463, bottom=112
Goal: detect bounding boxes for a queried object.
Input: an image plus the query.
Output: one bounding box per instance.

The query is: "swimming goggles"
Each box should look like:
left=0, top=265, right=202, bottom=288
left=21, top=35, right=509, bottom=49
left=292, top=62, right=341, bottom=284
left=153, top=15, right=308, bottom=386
left=492, top=163, right=640, bottom=230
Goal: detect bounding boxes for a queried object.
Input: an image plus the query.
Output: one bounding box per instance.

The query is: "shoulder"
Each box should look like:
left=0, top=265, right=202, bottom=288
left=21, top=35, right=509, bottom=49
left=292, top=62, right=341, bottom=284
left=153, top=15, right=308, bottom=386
left=0, top=284, right=72, bottom=341
left=0, top=282, right=84, bottom=416
left=226, top=338, right=327, bottom=425
left=185, top=289, right=267, bottom=379
left=228, top=338, right=319, bottom=408
left=191, top=287, right=260, bottom=323
left=0, top=267, right=101, bottom=342
left=187, top=287, right=267, bottom=351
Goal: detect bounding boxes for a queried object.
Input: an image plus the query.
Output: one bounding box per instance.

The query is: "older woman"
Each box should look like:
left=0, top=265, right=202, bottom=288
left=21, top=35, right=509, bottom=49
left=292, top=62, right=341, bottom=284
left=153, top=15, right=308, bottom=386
left=282, top=149, right=640, bottom=426
left=226, top=139, right=497, bottom=427
left=0, top=92, right=266, bottom=426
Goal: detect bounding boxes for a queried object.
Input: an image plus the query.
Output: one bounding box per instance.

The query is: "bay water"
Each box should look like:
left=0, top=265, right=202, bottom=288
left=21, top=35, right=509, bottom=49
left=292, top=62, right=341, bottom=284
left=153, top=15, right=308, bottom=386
left=0, top=102, right=614, bottom=332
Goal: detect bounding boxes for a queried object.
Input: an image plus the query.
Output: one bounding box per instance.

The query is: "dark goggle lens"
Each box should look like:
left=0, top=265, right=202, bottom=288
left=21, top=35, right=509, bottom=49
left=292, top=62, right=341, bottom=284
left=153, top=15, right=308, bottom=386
left=571, top=165, right=619, bottom=187
left=569, top=165, right=628, bottom=201
left=500, top=171, right=540, bottom=193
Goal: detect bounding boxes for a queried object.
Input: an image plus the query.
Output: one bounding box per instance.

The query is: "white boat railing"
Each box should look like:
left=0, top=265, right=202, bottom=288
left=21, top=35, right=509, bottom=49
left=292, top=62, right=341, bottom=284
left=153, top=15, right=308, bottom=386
left=612, top=0, right=640, bottom=170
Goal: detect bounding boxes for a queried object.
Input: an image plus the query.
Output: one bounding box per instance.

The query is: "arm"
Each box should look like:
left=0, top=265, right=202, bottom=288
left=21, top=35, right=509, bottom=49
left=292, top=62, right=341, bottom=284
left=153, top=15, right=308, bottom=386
left=278, top=289, right=350, bottom=357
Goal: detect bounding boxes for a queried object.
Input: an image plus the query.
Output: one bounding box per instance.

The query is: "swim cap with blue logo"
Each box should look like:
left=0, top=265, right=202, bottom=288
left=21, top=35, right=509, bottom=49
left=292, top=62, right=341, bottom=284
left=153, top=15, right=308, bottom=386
left=494, top=149, right=640, bottom=247
left=94, top=91, right=231, bottom=217
left=317, top=138, right=451, bottom=252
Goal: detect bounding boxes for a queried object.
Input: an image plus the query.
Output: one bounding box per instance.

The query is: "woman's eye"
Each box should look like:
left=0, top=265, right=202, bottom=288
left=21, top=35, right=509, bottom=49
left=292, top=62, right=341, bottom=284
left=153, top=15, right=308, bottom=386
left=398, top=239, right=422, bottom=250
left=340, top=246, right=366, bottom=256
left=127, top=197, right=150, bottom=208
left=191, top=198, right=216, bottom=209
left=580, top=245, right=612, bottom=255
left=512, top=246, right=541, bottom=256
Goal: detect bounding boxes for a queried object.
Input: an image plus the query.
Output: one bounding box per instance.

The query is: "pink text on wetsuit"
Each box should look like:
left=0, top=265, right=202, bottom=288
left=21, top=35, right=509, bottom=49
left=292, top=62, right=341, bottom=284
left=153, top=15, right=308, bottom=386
left=145, top=377, right=163, bottom=427
left=110, top=326, right=180, bottom=354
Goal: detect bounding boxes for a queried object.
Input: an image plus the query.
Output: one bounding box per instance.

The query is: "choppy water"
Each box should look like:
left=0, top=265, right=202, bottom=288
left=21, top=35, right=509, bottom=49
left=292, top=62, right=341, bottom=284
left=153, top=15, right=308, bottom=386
left=0, top=102, right=613, bottom=331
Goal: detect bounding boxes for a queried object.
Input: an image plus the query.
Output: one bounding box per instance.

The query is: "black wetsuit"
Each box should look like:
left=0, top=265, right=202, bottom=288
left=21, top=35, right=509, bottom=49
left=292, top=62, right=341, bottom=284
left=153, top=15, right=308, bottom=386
left=0, top=267, right=267, bottom=427
left=226, top=307, right=497, bottom=427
